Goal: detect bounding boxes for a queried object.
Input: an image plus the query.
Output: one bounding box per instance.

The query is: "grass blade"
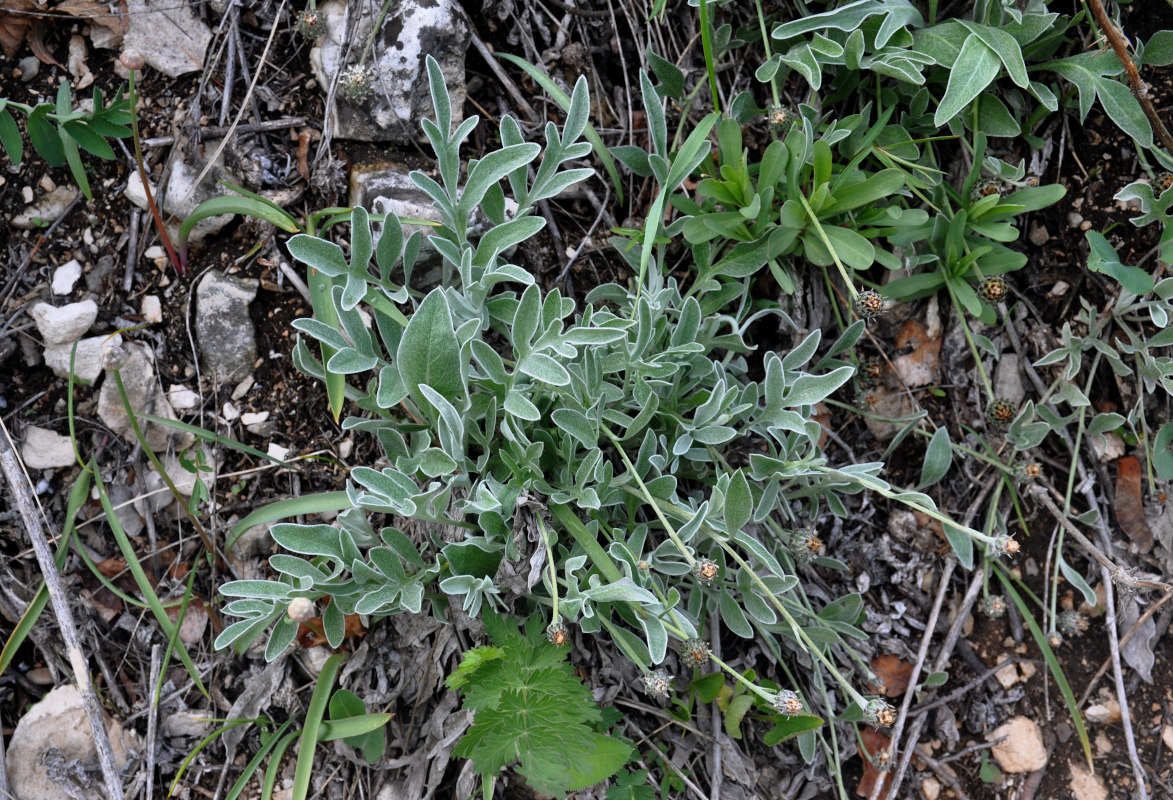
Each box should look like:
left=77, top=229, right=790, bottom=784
left=228, top=491, right=351, bottom=550
left=292, top=653, right=346, bottom=800
left=995, top=565, right=1093, bottom=769
left=0, top=469, right=90, bottom=677
left=92, top=461, right=209, bottom=700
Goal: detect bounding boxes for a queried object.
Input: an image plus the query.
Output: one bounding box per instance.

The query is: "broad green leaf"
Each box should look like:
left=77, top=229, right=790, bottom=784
left=724, top=469, right=752, bottom=537
left=397, top=289, right=464, bottom=409
left=935, top=35, right=1000, bottom=126
left=0, top=109, right=22, bottom=164
left=918, top=427, right=953, bottom=488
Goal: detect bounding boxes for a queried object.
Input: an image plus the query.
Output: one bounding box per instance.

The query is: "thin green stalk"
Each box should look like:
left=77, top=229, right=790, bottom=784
left=357, top=0, right=397, bottom=68
left=717, top=541, right=870, bottom=709
left=753, top=0, right=781, bottom=109
left=795, top=192, right=859, bottom=301
left=604, top=429, right=697, bottom=568
left=538, top=516, right=560, bottom=623
left=110, top=368, right=218, bottom=558
left=945, top=280, right=995, bottom=398
left=698, top=0, right=721, bottom=113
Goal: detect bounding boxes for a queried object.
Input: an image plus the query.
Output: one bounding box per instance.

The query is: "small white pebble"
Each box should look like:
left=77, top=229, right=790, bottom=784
left=268, top=443, right=290, bottom=461
left=1049, top=281, right=1070, bottom=297
left=1079, top=220, right=1093, bottom=231
left=168, top=385, right=200, bottom=410
left=141, top=295, right=162, bottom=323
left=1067, top=212, right=1083, bottom=229
left=144, top=245, right=165, bottom=260
left=231, top=375, right=255, bottom=400
left=240, top=411, right=270, bottom=426
left=39, top=175, right=56, bottom=193
left=222, top=401, right=240, bottom=421
left=21, top=186, right=34, bottom=204
left=36, top=479, right=52, bottom=494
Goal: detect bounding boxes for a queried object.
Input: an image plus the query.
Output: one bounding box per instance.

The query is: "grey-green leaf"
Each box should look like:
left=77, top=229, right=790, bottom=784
left=397, top=289, right=464, bottom=408
left=918, top=427, right=953, bottom=488
left=934, top=35, right=1001, bottom=126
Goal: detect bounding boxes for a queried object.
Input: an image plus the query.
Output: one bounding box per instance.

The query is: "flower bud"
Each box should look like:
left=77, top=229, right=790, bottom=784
left=119, top=49, right=145, bottom=71
left=287, top=597, right=316, bottom=623
left=100, top=344, right=129, bottom=371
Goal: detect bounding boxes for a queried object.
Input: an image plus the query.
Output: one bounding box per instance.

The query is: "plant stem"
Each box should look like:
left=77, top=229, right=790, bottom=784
left=605, top=429, right=698, bottom=568
left=357, top=0, right=397, bottom=68
left=126, top=69, right=184, bottom=275
left=1085, top=0, right=1173, bottom=157
left=753, top=0, right=781, bottom=110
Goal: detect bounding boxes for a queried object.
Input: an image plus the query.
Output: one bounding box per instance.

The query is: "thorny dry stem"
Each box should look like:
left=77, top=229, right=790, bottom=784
left=1085, top=0, right=1173, bottom=157
left=0, top=420, right=125, bottom=800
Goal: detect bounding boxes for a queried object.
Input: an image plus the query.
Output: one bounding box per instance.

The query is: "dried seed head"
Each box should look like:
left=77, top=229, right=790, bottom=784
left=1047, top=630, right=1064, bottom=649
left=767, top=106, right=793, bottom=133
left=1024, top=176, right=1040, bottom=187
left=971, top=178, right=1002, bottom=201
left=1156, top=172, right=1173, bottom=193
left=641, top=669, right=673, bottom=698
left=979, top=594, right=1007, bottom=618
left=287, top=597, right=316, bottom=623
left=987, top=399, right=1016, bottom=427
left=854, top=388, right=881, bottom=410
left=1014, top=461, right=1043, bottom=483
left=339, top=64, right=374, bottom=101
left=1057, top=609, right=1089, bottom=637
left=871, top=748, right=892, bottom=770
left=865, top=672, right=886, bottom=694
left=977, top=275, right=1008, bottom=304
left=993, top=533, right=1019, bottom=557
left=100, top=344, right=130, bottom=371
left=790, top=528, right=824, bottom=564
left=637, top=559, right=651, bottom=572
left=859, top=358, right=884, bottom=387
left=865, top=698, right=897, bottom=728
left=693, top=557, right=719, bottom=584
left=854, top=289, right=884, bottom=321
left=119, top=49, right=145, bottom=71
left=546, top=620, right=570, bottom=647
left=296, top=7, right=328, bottom=39
left=680, top=638, right=711, bottom=669
left=772, top=689, right=804, bottom=717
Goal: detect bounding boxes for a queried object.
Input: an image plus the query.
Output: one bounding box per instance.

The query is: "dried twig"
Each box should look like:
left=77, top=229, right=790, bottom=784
left=1085, top=0, right=1173, bottom=157
left=884, top=567, right=985, bottom=800
left=1079, top=588, right=1173, bottom=706
left=869, top=556, right=956, bottom=800
left=1026, top=483, right=1172, bottom=594
left=0, top=420, right=125, bottom=800
left=145, top=644, right=162, bottom=800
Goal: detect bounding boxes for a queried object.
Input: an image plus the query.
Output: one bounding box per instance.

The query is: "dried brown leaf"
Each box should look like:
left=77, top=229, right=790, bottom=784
left=0, top=0, right=35, bottom=59
left=30, top=18, right=64, bottom=67
left=871, top=653, right=913, bottom=697
left=856, top=728, right=894, bottom=797
left=56, top=0, right=128, bottom=35
left=1114, top=456, right=1153, bottom=552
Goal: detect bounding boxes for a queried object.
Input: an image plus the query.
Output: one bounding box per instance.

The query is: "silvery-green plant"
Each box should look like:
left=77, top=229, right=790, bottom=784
left=215, top=55, right=1009, bottom=766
